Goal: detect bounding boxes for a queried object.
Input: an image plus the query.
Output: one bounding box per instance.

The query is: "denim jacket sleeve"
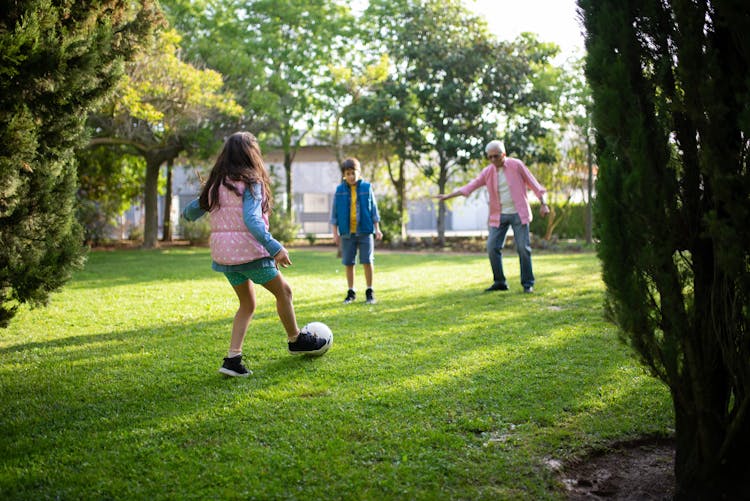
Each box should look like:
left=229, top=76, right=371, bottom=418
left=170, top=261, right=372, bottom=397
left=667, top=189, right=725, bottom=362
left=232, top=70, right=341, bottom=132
left=243, top=184, right=283, bottom=257
left=181, top=198, right=205, bottom=222
left=330, top=185, right=340, bottom=227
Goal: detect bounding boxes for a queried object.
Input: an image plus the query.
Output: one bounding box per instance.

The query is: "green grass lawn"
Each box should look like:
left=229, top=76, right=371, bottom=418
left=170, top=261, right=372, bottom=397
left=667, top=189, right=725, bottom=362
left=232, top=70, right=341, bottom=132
left=0, top=248, right=673, bottom=500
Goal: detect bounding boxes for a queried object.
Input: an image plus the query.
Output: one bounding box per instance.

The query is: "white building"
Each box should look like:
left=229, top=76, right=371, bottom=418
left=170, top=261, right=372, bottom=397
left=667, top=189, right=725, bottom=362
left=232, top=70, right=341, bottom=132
left=128, top=145, right=492, bottom=240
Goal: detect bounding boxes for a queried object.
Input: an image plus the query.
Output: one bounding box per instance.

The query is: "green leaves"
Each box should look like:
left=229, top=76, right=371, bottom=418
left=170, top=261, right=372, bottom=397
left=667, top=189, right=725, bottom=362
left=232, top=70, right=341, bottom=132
left=114, top=28, right=242, bottom=136
left=1, top=0, right=161, bottom=326
left=582, top=0, right=750, bottom=493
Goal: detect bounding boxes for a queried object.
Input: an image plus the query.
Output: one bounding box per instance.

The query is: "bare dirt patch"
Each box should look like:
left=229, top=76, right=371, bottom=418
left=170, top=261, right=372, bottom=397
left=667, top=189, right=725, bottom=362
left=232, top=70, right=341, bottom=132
left=560, top=437, right=675, bottom=500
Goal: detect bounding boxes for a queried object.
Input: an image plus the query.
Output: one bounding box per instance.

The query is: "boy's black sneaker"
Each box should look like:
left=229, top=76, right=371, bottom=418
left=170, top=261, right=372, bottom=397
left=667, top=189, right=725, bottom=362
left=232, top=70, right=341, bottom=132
left=288, top=330, right=331, bottom=356
left=343, top=289, right=356, bottom=304
left=219, top=355, right=252, bottom=377
left=365, top=288, right=376, bottom=304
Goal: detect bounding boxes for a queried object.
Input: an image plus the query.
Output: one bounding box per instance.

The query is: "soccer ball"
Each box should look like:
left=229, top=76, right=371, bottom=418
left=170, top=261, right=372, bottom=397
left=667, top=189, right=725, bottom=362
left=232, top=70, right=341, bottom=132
left=301, top=321, right=333, bottom=355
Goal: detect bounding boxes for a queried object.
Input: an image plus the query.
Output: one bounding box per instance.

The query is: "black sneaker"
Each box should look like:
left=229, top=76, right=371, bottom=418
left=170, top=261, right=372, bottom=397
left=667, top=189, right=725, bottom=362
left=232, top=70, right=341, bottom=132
left=365, top=288, right=376, bottom=304
left=343, top=289, right=356, bottom=304
left=288, top=330, right=331, bottom=356
left=484, top=283, right=509, bottom=292
left=219, top=355, right=252, bottom=377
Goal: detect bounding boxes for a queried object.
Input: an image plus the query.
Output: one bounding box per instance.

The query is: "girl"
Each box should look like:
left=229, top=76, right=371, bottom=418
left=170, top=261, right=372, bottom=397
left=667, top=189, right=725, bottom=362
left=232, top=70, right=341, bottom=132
left=182, top=132, right=329, bottom=377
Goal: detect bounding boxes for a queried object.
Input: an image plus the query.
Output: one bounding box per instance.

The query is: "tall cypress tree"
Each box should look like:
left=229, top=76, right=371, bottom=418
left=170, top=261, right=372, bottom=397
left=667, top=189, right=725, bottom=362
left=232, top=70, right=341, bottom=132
left=0, top=1, right=161, bottom=327
left=579, top=0, right=749, bottom=497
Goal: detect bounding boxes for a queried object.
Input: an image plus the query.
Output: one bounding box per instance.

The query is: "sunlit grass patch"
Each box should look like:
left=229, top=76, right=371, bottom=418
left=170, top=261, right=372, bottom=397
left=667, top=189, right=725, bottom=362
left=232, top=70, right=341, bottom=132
left=0, top=248, right=672, bottom=500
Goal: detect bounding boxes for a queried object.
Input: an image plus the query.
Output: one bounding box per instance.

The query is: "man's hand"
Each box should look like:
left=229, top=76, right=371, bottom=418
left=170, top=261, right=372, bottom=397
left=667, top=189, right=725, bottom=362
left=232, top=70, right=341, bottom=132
left=540, top=204, right=551, bottom=218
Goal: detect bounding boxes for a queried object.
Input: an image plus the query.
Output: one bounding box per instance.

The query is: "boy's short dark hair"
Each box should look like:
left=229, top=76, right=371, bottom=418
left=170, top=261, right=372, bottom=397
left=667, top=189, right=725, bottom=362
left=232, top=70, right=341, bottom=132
left=341, top=157, right=361, bottom=174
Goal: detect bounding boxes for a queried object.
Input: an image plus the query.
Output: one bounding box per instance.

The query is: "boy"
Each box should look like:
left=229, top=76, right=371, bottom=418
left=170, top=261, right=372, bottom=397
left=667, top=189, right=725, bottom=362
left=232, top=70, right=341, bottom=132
left=330, top=158, right=383, bottom=304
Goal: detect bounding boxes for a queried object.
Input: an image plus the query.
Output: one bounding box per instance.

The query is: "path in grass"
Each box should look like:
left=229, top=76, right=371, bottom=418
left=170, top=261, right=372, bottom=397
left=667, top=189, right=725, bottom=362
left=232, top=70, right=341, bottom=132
left=0, top=248, right=673, bottom=500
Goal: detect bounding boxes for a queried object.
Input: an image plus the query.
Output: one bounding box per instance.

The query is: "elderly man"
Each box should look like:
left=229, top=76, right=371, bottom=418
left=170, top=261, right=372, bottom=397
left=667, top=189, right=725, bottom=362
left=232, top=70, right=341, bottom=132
left=437, top=140, right=550, bottom=293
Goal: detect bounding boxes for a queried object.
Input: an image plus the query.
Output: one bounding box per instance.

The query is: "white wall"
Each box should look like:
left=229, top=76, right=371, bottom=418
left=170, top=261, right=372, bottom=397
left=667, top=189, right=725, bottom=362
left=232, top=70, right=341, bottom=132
left=291, top=161, right=341, bottom=194
left=449, top=192, right=490, bottom=231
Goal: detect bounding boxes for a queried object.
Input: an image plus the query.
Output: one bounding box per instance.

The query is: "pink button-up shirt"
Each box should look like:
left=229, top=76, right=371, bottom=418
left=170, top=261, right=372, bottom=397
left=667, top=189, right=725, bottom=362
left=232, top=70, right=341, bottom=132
left=458, top=158, right=546, bottom=226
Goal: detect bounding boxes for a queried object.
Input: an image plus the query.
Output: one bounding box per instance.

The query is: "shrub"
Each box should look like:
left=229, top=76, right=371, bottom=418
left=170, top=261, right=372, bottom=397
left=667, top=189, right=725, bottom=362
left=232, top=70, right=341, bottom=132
left=268, top=210, right=300, bottom=246
left=127, top=224, right=144, bottom=243
left=530, top=202, right=589, bottom=240
left=376, top=195, right=403, bottom=244
left=181, top=218, right=211, bottom=245
left=77, top=199, right=114, bottom=246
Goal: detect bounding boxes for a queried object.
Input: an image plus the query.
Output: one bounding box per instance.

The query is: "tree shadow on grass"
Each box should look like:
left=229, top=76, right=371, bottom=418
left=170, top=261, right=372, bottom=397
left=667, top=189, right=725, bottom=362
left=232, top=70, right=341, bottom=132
left=0, top=252, right=670, bottom=499
left=69, top=249, right=215, bottom=290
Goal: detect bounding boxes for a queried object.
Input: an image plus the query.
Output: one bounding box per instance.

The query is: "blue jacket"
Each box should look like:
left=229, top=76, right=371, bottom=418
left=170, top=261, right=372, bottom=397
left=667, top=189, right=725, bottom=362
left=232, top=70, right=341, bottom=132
left=330, top=180, right=380, bottom=236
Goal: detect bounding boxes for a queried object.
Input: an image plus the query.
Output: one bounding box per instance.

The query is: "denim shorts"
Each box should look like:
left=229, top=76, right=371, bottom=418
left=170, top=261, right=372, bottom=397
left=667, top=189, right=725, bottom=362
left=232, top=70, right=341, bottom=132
left=341, top=233, right=374, bottom=265
left=224, top=266, right=279, bottom=286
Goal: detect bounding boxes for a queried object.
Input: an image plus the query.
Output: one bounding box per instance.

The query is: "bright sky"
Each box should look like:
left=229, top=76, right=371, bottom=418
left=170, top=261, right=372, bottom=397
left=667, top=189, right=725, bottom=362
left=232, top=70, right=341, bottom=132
left=351, top=0, right=586, bottom=61
left=466, top=0, right=585, bottom=60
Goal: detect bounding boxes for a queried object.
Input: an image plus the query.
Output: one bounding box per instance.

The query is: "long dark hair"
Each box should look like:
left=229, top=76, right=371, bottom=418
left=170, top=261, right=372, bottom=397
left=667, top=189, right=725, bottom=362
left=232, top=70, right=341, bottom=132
left=199, top=132, right=273, bottom=214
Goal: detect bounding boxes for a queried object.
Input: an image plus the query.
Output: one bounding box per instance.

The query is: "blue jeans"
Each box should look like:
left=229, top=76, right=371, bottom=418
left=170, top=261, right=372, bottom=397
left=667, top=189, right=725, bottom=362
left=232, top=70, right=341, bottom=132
left=487, top=213, right=534, bottom=289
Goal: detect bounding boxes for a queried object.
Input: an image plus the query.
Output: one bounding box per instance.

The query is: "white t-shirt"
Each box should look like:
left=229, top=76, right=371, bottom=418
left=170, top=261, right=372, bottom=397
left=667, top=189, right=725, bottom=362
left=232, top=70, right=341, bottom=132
left=497, top=167, right=516, bottom=214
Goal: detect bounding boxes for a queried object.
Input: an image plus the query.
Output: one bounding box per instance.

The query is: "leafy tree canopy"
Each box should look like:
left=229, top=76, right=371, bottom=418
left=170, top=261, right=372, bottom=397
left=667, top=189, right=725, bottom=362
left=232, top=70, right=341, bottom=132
left=161, top=0, right=356, bottom=215
left=89, top=26, right=242, bottom=248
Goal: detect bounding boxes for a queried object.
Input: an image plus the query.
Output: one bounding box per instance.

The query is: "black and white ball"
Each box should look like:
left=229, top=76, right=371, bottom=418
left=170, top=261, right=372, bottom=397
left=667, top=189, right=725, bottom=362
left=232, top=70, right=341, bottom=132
left=300, top=322, right=333, bottom=355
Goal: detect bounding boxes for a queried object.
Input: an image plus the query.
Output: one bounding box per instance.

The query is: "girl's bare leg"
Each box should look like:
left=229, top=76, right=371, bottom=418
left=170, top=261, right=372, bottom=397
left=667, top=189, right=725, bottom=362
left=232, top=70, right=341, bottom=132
left=229, top=280, right=256, bottom=355
left=262, top=274, right=300, bottom=341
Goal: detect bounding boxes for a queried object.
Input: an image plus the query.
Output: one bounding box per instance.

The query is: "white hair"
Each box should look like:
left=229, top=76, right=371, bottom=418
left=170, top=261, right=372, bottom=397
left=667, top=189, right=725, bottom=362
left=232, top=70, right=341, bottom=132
left=485, top=140, right=506, bottom=155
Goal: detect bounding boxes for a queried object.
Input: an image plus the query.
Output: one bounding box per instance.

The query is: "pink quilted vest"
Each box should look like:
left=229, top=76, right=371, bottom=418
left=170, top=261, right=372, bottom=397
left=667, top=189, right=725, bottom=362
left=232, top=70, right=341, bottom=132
left=209, top=181, right=271, bottom=265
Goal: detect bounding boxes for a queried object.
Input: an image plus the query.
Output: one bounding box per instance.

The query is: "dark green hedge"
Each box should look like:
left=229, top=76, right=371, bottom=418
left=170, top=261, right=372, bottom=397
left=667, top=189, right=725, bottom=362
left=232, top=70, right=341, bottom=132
left=529, top=203, right=591, bottom=240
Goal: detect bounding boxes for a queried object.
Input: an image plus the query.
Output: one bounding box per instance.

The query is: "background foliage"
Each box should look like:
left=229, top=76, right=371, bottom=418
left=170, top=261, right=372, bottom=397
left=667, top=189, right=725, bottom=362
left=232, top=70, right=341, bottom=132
left=580, top=0, right=749, bottom=496
left=0, top=0, right=161, bottom=326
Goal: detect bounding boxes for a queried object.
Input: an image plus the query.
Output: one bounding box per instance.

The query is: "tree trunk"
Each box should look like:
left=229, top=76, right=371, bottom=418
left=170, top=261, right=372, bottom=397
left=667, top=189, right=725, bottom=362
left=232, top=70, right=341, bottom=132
left=436, top=159, right=449, bottom=247
left=673, top=396, right=750, bottom=499
left=672, top=259, right=750, bottom=499
left=284, top=150, right=294, bottom=222
left=162, top=159, right=173, bottom=242
left=673, top=346, right=750, bottom=498
left=543, top=206, right=557, bottom=241
left=142, top=145, right=182, bottom=248
left=142, top=155, right=161, bottom=248
left=585, top=130, right=593, bottom=245
left=397, top=160, right=407, bottom=241
left=387, top=156, right=408, bottom=242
